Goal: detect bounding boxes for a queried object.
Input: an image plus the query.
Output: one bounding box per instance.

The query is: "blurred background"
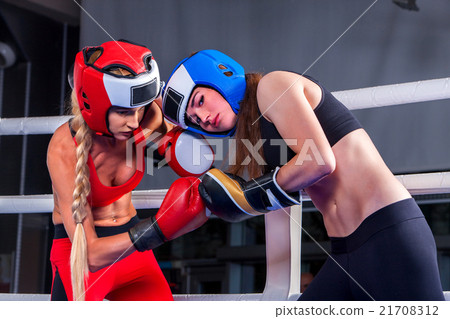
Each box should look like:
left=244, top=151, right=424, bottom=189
left=0, top=0, right=449, bottom=296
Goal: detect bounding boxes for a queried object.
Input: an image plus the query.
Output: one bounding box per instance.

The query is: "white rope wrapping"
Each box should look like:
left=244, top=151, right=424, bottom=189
left=396, top=172, right=450, bottom=196
left=332, top=77, right=450, bottom=110
left=1, top=77, right=450, bottom=135
left=0, top=190, right=167, bottom=214
left=0, top=115, right=72, bottom=135
left=0, top=172, right=449, bottom=214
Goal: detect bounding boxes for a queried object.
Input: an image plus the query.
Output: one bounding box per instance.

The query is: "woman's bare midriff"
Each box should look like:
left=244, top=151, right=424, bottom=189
left=305, top=129, right=411, bottom=237
left=52, top=192, right=137, bottom=228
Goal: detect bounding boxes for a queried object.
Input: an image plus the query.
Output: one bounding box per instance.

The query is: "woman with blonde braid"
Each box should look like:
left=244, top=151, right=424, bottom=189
left=47, top=40, right=207, bottom=301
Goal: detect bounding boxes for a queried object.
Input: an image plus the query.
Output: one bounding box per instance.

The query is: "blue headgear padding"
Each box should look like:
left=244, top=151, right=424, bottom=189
left=162, top=50, right=246, bottom=137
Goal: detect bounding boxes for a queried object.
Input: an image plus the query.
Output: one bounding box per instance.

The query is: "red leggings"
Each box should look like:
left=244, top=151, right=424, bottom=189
left=50, top=220, right=173, bottom=301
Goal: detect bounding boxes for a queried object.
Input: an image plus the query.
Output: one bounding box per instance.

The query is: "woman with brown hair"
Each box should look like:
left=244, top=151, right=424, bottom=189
left=161, top=49, right=444, bottom=301
left=47, top=40, right=207, bottom=301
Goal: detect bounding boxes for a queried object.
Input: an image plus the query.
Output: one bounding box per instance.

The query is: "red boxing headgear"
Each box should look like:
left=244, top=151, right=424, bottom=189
left=73, top=40, right=162, bottom=135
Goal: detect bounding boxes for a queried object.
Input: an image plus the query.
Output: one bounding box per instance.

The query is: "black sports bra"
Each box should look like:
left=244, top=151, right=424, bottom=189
left=259, top=73, right=362, bottom=171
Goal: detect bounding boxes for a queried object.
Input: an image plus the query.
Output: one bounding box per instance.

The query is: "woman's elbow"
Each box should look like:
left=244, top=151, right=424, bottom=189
left=88, top=263, right=104, bottom=273
left=87, top=252, right=105, bottom=273
left=87, top=260, right=101, bottom=273
left=319, top=153, right=336, bottom=178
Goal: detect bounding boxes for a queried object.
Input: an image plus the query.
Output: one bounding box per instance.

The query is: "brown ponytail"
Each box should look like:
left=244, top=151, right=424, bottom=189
left=227, top=73, right=264, bottom=179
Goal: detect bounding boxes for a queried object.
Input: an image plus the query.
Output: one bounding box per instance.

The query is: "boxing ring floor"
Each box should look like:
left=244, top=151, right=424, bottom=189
left=1, top=77, right=450, bottom=301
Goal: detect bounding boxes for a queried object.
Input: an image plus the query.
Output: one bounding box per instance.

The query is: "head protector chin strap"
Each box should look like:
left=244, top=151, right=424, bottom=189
left=162, top=50, right=246, bottom=137
left=73, top=39, right=163, bottom=136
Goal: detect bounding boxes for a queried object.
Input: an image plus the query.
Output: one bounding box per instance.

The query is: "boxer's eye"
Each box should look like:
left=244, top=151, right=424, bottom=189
left=188, top=114, right=200, bottom=125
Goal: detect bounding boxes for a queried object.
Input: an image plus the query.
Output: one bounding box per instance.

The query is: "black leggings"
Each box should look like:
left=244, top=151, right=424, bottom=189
left=299, top=198, right=445, bottom=301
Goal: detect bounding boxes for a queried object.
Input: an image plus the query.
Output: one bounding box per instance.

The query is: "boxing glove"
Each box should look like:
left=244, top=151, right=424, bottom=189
left=128, top=177, right=207, bottom=252
left=199, top=167, right=301, bottom=222
left=158, top=126, right=214, bottom=177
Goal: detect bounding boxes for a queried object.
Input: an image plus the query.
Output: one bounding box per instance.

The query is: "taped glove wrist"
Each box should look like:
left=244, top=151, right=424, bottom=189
left=128, top=216, right=167, bottom=252
left=247, top=166, right=301, bottom=211
left=199, top=166, right=301, bottom=223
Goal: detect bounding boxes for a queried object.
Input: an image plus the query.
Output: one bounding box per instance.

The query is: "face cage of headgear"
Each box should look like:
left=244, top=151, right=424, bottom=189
left=73, top=40, right=163, bottom=136
left=162, top=49, right=246, bottom=137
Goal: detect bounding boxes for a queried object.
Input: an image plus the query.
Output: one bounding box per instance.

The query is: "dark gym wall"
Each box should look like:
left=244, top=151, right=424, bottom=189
left=0, top=1, right=79, bottom=195
left=0, top=1, right=79, bottom=293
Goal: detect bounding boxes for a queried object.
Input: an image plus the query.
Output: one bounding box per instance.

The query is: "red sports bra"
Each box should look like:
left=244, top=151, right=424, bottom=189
left=70, top=122, right=147, bottom=207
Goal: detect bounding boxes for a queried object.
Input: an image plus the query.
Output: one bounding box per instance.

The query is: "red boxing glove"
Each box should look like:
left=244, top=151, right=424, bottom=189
left=129, top=177, right=208, bottom=252
left=157, top=126, right=184, bottom=154
left=156, top=177, right=207, bottom=240
left=158, top=126, right=214, bottom=177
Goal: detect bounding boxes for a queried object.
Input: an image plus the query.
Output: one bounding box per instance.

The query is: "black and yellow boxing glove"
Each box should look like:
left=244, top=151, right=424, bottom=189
left=198, top=167, right=301, bottom=222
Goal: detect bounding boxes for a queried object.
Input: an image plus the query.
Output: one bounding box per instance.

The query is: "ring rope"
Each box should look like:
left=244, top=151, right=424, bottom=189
left=333, top=77, right=450, bottom=110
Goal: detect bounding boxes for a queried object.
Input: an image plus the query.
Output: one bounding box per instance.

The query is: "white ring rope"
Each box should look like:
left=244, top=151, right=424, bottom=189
left=397, top=172, right=450, bottom=196
left=0, top=172, right=449, bottom=214
left=333, top=77, right=450, bottom=110
left=1, top=77, right=450, bottom=135
left=0, top=190, right=167, bottom=214
left=0, top=115, right=72, bottom=136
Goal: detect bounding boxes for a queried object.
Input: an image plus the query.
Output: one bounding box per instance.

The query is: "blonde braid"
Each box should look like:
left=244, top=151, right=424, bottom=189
left=70, top=91, right=93, bottom=301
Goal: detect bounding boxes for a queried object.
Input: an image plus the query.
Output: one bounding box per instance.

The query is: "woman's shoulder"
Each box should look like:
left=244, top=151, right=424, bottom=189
left=256, top=71, right=319, bottom=117
left=257, top=71, right=318, bottom=102
left=47, top=122, right=76, bottom=164
left=259, top=71, right=312, bottom=88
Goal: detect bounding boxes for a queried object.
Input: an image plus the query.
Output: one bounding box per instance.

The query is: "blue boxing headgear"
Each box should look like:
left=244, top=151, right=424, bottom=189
left=162, top=50, right=246, bottom=137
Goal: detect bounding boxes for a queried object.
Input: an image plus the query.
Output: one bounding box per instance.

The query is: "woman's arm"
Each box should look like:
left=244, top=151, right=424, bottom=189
left=256, top=71, right=336, bottom=193
left=140, top=98, right=174, bottom=143
left=47, top=124, right=136, bottom=272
